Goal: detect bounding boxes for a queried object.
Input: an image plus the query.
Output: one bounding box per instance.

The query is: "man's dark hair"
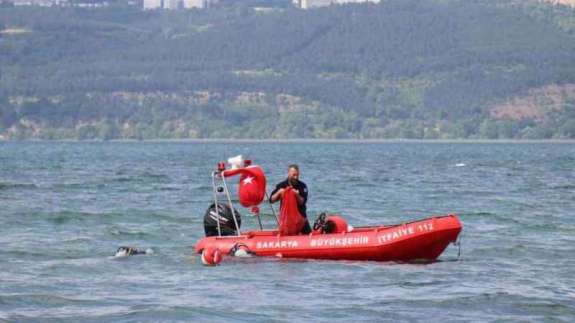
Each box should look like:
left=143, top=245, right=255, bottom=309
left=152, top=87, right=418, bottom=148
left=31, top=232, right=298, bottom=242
left=288, top=164, right=299, bottom=172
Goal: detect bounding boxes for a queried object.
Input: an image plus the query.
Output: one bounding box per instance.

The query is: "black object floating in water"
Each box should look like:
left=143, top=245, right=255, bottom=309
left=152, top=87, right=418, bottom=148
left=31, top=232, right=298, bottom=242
left=115, top=246, right=152, bottom=257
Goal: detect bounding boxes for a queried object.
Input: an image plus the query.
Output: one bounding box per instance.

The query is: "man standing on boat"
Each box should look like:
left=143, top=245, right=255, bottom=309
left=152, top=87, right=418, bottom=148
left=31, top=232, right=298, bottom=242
left=269, top=164, right=312, bottom=234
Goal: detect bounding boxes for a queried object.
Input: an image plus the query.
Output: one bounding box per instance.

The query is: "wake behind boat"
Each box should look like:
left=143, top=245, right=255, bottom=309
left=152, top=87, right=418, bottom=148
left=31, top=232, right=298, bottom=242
left=195, top=156, right=462, bottom=265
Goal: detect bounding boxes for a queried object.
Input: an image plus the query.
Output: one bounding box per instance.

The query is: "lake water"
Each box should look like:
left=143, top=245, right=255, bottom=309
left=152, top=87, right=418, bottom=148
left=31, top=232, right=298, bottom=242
left=1, top=141, right=574, bottom=322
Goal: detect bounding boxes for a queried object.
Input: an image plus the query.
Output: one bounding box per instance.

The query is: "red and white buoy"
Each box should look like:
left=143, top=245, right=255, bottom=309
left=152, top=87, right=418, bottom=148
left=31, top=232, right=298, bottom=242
left=201, top=247, right=222, bottom=266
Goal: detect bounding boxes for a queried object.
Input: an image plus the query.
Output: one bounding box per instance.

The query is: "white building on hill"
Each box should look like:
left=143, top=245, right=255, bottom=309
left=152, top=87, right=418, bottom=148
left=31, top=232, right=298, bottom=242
left=163, top=0, right=179, bottom=9
left=182, top=0, right=205, bottom=9
left=294, top=0, right=380, bottom=9
left=12, top=0, right=65, bottom=6
left=143, top=0, right=213, bottom=10
left=143, top=0, right=162, bottom=9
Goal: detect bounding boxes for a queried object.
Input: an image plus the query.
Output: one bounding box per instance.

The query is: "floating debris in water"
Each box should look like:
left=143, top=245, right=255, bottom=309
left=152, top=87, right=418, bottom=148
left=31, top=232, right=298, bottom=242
left=230, top=243, right=254, bottom=258
left=114, top=246, right=153, bottom=258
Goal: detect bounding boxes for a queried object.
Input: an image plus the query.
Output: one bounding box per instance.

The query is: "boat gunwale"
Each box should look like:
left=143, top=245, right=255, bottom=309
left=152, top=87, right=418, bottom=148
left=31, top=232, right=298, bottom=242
left=204, top=214, right=461, bottom=241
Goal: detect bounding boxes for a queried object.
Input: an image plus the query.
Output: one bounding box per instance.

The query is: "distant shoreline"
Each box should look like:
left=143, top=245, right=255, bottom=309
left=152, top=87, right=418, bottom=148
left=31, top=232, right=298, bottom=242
left=2, top=139, right=575, bottom=144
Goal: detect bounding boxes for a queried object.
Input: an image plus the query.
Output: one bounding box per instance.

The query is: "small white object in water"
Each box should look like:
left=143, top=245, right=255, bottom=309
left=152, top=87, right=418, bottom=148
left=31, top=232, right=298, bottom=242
left=455, top=163, right=466, bottom=167
left=231, top=244, right=253, bottom=257
left=233, top=248, right=252, bottom=257
left=114, top=249, right=130, bottom=258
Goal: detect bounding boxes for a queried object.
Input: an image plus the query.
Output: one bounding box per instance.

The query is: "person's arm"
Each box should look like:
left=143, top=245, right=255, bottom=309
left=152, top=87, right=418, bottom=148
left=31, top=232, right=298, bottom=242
left=270, top=189, right=284, bottom=203
left=293, top=189, right=304, bottom=205
left=269, top=185, right=284, bottom=204
left=293, top=183, right=307, bottom=206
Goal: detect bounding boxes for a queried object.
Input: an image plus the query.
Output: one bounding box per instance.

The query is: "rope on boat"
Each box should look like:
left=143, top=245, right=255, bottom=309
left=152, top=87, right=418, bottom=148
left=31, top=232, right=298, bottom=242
left=453, top=232, right=463, bottom=261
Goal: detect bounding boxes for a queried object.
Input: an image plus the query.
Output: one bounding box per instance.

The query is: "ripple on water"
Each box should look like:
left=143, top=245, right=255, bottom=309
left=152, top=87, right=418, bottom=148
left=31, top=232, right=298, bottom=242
left=1, top=142, right=575, bottom=322
left=44, top=211, right=124, bottom=225
left=0, top=182, right=38, bottom=190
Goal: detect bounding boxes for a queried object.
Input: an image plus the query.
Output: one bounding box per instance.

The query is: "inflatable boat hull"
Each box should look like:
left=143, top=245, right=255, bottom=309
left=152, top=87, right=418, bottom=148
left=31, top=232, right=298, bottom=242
left=195, top=214, right=462, bottom=262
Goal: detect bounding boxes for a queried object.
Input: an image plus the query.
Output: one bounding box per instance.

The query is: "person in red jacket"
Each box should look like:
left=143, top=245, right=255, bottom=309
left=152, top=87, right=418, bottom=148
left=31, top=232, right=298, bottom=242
left=269, top=164, right=311, bottom=234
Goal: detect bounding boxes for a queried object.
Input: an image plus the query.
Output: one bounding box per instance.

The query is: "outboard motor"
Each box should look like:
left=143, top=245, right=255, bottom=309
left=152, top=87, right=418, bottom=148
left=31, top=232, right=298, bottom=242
left=204, top=203, right=241, bottom=237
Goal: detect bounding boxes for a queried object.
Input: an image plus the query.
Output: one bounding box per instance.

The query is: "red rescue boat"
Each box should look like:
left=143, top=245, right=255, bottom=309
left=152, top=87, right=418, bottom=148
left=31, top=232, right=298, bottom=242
left=195, top=157, right=462, bottom=264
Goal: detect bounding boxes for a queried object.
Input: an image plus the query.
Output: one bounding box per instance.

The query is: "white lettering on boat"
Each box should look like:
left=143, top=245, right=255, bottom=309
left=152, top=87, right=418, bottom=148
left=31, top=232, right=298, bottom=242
left=377, top=226, right=415, bottom=244
left=310, top=236, right=369, bottom=248
left=256, top=240, right=299, bottom=249
left=417, top=222, right=434, bottom=232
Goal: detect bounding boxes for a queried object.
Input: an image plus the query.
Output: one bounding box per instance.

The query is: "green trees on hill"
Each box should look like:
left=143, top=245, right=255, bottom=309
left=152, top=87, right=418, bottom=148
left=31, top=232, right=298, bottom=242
left=1, top=0, right=575, bottom=139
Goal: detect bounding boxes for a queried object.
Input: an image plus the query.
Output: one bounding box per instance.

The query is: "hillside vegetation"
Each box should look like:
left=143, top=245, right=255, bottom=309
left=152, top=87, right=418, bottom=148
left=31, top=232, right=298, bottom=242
left=1, top=0, right=575, bottom=139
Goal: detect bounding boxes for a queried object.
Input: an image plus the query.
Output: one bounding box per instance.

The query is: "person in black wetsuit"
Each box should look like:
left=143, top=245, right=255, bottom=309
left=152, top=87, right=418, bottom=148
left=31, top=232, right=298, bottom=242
left=269, top=164, right=312, bottom=234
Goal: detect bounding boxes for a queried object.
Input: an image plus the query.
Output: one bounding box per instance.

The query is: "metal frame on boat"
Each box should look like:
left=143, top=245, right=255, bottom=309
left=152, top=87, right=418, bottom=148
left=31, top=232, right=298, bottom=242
left=210, top=161, right=278, bottom=236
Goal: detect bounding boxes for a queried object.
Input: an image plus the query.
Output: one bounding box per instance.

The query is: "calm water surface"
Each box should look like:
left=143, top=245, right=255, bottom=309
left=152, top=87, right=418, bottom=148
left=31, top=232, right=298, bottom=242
left=1, top=142, right=574, bottom=322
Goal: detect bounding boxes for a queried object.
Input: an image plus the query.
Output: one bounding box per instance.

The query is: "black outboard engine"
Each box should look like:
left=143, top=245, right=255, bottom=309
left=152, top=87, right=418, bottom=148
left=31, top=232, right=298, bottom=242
left=204, top=203, right=242, bottom=237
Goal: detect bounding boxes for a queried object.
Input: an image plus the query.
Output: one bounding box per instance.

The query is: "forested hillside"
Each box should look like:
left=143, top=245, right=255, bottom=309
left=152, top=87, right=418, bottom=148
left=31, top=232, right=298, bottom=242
left=1, top=0, right=575, bottom=139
